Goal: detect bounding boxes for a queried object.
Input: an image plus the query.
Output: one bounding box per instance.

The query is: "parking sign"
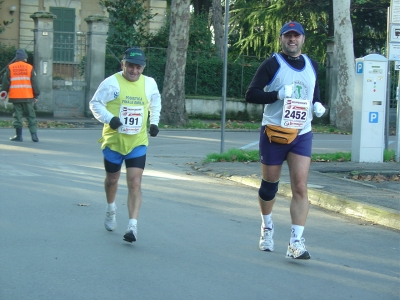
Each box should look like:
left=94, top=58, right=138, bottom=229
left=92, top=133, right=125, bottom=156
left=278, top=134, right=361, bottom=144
left=356, top=62, right=363, bottom=73
left=369, top=112, right=379, bottom=123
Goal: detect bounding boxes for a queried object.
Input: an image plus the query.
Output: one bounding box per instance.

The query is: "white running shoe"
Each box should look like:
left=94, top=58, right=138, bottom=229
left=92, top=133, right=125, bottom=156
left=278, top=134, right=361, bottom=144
left=104, top=209, right=117, bottom=231
left=123, top=224, right=137, bottom=243
left=259, top=225, right=274, bottom=251
left=286, top=238, right=311, bottom=259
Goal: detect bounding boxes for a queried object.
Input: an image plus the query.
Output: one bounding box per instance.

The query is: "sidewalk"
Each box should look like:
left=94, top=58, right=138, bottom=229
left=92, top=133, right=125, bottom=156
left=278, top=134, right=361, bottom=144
left=193, top=161, right=400, bottom=231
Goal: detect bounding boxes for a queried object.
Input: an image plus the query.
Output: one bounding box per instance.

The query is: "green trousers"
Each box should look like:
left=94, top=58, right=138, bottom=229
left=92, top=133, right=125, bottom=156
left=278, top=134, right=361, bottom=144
left=12, top=102, right=37, bottom=133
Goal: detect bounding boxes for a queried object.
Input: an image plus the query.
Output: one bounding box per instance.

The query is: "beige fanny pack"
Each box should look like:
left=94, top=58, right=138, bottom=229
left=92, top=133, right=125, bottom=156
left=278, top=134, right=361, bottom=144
left=265, top=125, right=298, bottom=144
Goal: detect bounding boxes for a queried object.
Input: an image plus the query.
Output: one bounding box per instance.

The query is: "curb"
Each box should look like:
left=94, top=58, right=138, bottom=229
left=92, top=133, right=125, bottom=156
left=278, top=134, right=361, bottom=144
left=229, top=176, right=400, bottom=231
left=193, top=166, right=400, bottom=231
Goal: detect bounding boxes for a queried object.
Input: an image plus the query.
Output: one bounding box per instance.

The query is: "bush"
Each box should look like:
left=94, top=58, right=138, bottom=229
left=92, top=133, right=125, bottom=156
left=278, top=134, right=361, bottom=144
left=103, top=48, right=263, bottom=99
left=0, top=43, right=17, bottom=77
left=0, top=43, right=35, bottom=80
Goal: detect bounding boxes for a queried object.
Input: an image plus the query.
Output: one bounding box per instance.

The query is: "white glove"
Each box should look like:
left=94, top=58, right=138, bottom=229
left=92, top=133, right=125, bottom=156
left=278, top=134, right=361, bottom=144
left=313, top=102, right=326, bottom=117
left=277, top=85, right=293, bottom=100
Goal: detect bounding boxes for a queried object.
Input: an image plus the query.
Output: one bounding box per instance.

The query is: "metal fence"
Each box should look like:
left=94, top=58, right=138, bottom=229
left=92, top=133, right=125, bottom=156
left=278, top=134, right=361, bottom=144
left=53, top=31, right=86, bottom=81
left=105, top=45, right=265, bottom=98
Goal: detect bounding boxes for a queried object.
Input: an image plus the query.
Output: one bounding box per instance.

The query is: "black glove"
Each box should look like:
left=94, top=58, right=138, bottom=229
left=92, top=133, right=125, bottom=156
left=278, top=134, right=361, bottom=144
left=109, top=116, right=123, bottom=130
left=149, top=124, right=159, bottom=137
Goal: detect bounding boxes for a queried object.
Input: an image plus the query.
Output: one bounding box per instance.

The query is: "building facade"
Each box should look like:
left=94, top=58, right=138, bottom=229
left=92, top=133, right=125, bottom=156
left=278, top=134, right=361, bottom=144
left=0, top=0, right=167, bottom=49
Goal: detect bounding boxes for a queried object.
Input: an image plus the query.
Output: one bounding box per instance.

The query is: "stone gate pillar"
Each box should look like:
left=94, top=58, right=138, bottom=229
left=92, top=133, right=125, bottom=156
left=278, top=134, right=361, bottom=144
left=84, top=15, right=109, bottom=117
left=30, top=11, right=56, bottom=113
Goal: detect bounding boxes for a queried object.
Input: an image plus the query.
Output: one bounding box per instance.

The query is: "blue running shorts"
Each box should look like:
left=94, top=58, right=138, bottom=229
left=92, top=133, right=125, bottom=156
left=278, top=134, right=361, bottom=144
left=259, top=125, right=313, bottom=165
left=103, top=145, right=147, bottom=165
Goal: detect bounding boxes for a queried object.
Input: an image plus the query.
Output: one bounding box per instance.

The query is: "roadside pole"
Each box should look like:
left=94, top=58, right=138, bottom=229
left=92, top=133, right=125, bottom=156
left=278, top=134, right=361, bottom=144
left=220, top=0, right=229, bottom=153
left=388, top=0, right=400, bottom=161
left=397, top=77, right=400, bottom=161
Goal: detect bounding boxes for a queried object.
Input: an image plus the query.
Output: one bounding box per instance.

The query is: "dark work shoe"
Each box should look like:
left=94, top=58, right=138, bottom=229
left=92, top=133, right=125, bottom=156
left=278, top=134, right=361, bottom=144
left=123, top=224, right=137, bottom=243
left=31, top=133, right=39, bottom=142
left=10, top=135, right=23, bottom=142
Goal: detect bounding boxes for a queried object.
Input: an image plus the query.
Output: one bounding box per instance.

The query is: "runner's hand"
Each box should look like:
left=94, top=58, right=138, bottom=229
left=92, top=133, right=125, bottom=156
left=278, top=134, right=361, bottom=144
left=313, top=102, right=326, bottom=118
left=109, top=116, right=123, bottom=130
left=277, top=85, right=293, bottom=100
left=149, top=124, right=159, bottom=137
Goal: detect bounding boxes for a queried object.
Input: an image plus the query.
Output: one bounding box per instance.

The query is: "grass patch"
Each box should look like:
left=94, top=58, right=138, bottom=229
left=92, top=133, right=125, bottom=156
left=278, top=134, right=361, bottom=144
left=384, top=149, right=396, bottom=161
left=1, top=117, right=349, bottom=133
left=159, top=118, right=261, bottom=130
left=0, top=119, right=82, bottom=129
left=204, top=149, right=396, bottom=163
left=312, top=152, right=351, bottom=162
left=205, top=148, right=259, bottom=162
left=311, top=124, right=351, bottom=134
left=159, top=119, right=350, bottom=132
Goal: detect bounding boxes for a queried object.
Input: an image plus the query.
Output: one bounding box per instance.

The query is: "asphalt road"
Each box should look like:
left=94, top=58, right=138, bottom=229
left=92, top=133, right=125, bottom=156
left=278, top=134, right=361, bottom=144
left=0, top=128, right=399, bottom=300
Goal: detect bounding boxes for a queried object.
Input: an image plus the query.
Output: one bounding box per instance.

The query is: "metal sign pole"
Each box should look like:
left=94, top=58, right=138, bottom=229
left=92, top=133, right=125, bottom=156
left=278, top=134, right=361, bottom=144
left=220, top=0, right=229, bottom=153
left=386, top=7, right=391, bottom=151
left=388, top=1, right=400, bottom=159
left=397, top=76, right=400, bottom=162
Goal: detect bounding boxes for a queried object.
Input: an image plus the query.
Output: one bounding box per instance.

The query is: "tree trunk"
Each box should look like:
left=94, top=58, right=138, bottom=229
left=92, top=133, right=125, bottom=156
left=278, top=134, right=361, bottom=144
left=160, top=0, right=191, bottom=126
left=333, top=0, right=355, bottom=131
left=212, top=0, right=224, bottom=59
left=326, top=38, right=338, bottom=126
left=326, top=1, right=337, bottom=125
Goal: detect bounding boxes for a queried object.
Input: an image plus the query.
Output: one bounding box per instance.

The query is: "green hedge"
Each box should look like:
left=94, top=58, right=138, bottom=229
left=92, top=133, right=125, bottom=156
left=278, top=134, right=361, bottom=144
left=104, top=51, right=327, bottom=101
left=104, top=52, right=264, bottom=98
left=0, top=42, right=327, bottom=101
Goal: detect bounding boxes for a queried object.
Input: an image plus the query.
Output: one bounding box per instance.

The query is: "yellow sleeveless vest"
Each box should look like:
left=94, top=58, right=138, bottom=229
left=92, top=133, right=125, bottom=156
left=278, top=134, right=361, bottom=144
left=100, top=73, right=149, bottom=155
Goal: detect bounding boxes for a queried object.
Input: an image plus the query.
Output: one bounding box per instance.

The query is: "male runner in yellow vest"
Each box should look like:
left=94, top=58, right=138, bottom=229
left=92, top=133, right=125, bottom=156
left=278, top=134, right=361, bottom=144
left=89, top=47, right=161, bottom=243
left=1, top=49, right=40, bottom=142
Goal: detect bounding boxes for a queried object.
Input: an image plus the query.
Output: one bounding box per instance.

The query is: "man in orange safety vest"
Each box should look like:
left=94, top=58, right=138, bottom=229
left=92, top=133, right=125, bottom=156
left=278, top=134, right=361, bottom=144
left=1, top=49, right=40, bottom=142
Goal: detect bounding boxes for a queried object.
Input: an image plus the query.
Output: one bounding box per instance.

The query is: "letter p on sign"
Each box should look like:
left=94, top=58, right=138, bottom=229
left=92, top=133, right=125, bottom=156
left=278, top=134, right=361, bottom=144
left=369, top=112, right=378, bottom=123
left=356, top=62, right=363, bottom=73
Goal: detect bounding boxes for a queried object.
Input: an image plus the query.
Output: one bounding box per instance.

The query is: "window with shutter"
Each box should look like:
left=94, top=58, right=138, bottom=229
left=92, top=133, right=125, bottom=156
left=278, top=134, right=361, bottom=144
left=50, top=7, right=76, bottom=62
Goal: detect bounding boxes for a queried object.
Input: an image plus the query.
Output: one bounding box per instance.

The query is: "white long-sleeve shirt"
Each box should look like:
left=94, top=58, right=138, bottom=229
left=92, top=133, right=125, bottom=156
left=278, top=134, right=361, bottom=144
left=89, top=72, right=161, bottom=125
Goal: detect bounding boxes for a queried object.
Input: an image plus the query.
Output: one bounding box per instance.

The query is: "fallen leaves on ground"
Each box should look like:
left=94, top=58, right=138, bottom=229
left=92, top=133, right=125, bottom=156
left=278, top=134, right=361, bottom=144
left=350, top=173, right=400, bottom=182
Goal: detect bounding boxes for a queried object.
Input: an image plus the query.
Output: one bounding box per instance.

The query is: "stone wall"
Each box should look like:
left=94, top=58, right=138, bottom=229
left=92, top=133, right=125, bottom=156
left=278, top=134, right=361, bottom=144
left=185, top=98, right=263, bottom=120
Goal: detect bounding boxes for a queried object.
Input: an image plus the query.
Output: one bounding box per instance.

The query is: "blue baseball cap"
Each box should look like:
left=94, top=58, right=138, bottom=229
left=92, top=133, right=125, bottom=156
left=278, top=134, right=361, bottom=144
left=280, top=22, right=305, bottom=36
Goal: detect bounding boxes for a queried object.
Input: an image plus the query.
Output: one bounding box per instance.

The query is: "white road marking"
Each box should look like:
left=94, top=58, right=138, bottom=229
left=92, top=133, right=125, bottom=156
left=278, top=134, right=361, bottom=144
left=143, top=169, right=193, bottom=181
left=239, top=141, right=259, bottom=150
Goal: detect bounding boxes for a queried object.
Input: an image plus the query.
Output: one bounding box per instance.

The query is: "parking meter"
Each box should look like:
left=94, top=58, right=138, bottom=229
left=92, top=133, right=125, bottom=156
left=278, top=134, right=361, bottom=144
left=352, top=54, right=387, bottom=162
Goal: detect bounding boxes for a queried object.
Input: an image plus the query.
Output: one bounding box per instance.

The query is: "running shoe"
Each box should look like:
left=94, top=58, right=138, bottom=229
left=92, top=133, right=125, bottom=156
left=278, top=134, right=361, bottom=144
left=286, top=238, right=311, bottom=259
left=259, top=225, right=274, bottom=251
left=123, top=224, right=137, bottom=243
left=104, top=209, right=117, bottom=231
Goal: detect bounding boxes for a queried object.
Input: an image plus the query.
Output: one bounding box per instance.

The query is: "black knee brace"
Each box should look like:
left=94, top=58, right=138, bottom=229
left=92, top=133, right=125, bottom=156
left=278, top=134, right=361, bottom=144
left=258, top=179, right=279, bottom=201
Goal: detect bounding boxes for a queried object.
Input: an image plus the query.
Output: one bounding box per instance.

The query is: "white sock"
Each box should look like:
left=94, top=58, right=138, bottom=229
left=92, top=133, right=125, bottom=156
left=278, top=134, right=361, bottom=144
left=261, top=213, right=273, bottom=229
left=107, top=203, right=116, bottom=212
left=290, top=225, right=304, bottom=244
left=129, top=218, right=138, bottom=227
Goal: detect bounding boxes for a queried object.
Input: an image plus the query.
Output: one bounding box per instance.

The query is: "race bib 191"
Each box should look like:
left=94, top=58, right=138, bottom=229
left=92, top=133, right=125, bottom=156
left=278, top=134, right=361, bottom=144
left=281, top=98, right=310, bottom=129
left=118, top=105, right=144, bottom=135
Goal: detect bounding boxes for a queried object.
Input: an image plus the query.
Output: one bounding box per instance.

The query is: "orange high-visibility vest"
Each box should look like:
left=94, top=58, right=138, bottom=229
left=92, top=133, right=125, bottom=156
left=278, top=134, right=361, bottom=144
left=8, top=61, right=34, bottom=99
